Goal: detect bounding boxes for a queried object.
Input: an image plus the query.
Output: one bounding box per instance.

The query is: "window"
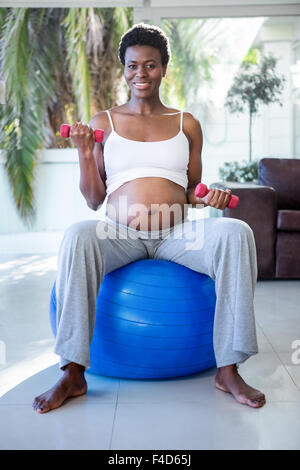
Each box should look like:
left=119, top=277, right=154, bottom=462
left=160, top=16, right=300, bottom=184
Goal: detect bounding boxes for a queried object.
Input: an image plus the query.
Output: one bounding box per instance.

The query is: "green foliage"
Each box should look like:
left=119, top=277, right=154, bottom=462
left=63, top=8, right=92, bottom=123
left=161, top=18, right=217, bottom=108
left=0, top=7, right=132, bottom=224
left=225, top=48, right=286, bottom=161
left=243, top=47, right=260, bottom=65
left=225, top=51, right=286, bottom=115
left=0, top=8, right=56, bottom=224
left=218, top=159, right=259, bottom=183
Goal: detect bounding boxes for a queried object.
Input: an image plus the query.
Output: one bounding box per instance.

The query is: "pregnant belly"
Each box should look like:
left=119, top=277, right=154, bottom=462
left=106, top=177, right=188, bottom=231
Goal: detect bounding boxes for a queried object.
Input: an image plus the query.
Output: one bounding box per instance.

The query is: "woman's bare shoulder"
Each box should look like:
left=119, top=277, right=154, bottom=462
left=182, top=111, right=202, bottom=146
left=183, top=111, right=202, bottom=130
left=164, top=108, right=199, bottom=124
left=182, top=110, right=198, bottom=121
left=89, top=110, right=118, bottom=133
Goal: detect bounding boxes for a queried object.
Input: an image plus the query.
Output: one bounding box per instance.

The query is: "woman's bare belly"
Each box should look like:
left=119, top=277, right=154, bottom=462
left=106, top=177, right=188, bottom=231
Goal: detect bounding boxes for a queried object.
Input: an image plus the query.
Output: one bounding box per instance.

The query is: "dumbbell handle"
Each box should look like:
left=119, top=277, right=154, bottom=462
left=195, top=183, right=239, bottom=209
left=60, top=124, right=104, bottom=143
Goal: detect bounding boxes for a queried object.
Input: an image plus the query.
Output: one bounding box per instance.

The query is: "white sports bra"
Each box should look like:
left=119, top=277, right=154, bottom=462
left=98, top=109, right=190, bottom=219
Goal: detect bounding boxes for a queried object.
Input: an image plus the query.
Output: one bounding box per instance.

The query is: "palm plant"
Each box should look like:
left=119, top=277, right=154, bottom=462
left=161, top=18, right=221, bottom=109
left=0, top=7, right=132, bottom=225
left=218, top=48, right=286, bottom=184
left=1, top=9, right=56, bottom=223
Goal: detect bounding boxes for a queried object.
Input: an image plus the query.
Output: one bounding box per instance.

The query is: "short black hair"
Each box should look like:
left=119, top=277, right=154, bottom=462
left=118, top=23, right=171, bottom=67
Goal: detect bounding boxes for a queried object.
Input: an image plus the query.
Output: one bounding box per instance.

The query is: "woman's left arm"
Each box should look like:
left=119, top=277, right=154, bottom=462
left=185, top=113, right=231, bottom=210
left=185, top=113, right=204, bottom=206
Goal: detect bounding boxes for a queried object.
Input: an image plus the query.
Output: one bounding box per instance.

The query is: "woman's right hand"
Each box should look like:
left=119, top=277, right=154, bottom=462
left=69, top=122, right=95, bottom=153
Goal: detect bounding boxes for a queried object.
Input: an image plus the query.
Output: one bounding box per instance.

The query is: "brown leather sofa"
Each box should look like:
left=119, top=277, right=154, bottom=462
left=212, top=158, right=300, bottom=279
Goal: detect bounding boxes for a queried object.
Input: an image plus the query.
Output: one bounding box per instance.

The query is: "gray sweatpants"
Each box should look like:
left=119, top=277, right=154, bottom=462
left=54, top=216, right=258, bottom=370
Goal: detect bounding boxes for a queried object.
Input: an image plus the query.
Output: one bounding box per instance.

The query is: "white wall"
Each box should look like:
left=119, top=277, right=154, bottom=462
left=200, top=108, right=266, bottom=186
left=293, top=20, right=300, bottom=158
left=0, top=149, right=101, bottom=234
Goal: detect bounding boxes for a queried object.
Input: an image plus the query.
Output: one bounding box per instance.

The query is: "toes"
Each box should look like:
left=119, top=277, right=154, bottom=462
left=36, top=404, right=47, bottom=413
left=33, top=397, right=47, bottom=413
left=36, top=400, right=50, bottom=413
left=37, top=399, right=45, bottom=411
left=237, top=393, right=266, bottom=408
left=249, top=400, right=261, bottom=408
left=256, top=393, right=266, bottom=405
left=249, top=396, right=266, bottom=408
left=32, top=397, right=41, bottom=410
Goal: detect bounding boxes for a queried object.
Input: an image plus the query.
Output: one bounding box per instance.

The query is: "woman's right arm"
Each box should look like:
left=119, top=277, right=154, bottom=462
left=70, top=113, right=107, bottom=210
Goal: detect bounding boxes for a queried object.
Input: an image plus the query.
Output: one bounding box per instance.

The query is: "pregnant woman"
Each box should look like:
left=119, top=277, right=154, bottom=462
left=33, top=23, right=265, bottom=413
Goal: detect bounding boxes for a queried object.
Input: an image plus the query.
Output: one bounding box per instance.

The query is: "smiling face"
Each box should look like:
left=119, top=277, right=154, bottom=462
left=124, top=45, right=167, bottom=96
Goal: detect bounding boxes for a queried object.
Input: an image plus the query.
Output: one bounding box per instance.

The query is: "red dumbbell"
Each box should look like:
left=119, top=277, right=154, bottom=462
left=195, top=183, right=239, bottom=209
left=60, top=124, right=104, bottom=143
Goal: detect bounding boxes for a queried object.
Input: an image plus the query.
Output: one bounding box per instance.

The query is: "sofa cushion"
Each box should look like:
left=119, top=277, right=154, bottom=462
left=277, top=210, right=300, bottom=231
left=221, top=183, right=277, bottom=279
left=276, top=232, right=300, bottom=278
left=259, top=158, right=300, bottom=210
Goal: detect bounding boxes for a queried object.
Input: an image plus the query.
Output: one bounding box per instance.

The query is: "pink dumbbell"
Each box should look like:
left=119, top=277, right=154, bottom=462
left=60, top=124, right=104, bottom=143
left=195, top=183, right=239, bottom=209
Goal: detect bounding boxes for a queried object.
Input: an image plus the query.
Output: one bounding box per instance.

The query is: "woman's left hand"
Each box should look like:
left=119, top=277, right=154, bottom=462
left=196, top=188, right=232, bottom=210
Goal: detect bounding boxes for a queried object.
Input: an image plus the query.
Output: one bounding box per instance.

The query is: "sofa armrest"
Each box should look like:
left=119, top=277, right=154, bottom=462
left=210, top=181, right=277, bottom=279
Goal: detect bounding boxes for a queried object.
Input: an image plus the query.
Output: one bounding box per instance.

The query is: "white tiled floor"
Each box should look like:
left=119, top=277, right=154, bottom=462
left=0, top=253, right=300, bottom=450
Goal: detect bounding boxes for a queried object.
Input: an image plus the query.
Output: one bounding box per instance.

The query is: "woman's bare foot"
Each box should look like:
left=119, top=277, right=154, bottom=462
left=215, top=364, right=266, bottom=408
left=32, top=362, right=87, bottom=414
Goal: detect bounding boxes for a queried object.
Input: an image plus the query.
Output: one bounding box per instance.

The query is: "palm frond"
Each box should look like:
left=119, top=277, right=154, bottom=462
left=0, top=8, right=58, bottom=223
left=162, top=18, right=219, bottom=108
left=0, top=8, right=30, bottom=113
left=0, top=6, right=133, bottom=224
left=112, top=7, right=132, bottom=51
left=2, top=103, right=42, bottom=222
left=63, top=8, right=92, bottom=123
left=87, top=7, right=132, bottom=113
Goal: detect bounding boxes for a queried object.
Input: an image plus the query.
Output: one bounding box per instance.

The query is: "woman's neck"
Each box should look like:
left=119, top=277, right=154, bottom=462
left=126, top=96, right=165, bottom=115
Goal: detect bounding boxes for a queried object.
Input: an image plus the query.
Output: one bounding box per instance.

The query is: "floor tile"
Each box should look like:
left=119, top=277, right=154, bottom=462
left=118, top=352, right=300, bottom=405
left=118, top=368, right=216, bottom=404
left=111, top=401, right=300, bottom=450
left=238, top=352, right=300, bottom=403
left=0, top=402, right=115, bottom=450
left=256, top=324, right=274, bottom=353
left=276, top=351, right=300, bottom=391
left=1, top=253, right=300, bottom=450
left=255, top=281, right=300, bottom=323
left=256, top=322, right=300, bottom=352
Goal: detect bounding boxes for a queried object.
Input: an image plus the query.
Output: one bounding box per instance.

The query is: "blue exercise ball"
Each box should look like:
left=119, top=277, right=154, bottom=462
left=50, top=259, right=216, bottom=379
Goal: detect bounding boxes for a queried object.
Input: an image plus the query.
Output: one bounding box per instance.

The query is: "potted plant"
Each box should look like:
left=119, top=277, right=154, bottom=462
left=218, top=48, right=286, bottom=182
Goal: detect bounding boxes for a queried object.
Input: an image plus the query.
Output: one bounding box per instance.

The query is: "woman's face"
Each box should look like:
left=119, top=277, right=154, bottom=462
left=124, top=45, right=167, bottom=97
